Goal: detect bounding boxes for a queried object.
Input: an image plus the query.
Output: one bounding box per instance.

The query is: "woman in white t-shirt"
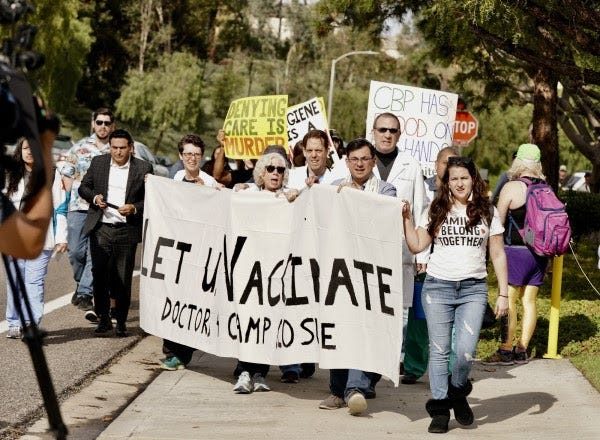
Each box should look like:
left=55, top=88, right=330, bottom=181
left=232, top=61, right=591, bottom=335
left=402, top=156, right=508, bottom=434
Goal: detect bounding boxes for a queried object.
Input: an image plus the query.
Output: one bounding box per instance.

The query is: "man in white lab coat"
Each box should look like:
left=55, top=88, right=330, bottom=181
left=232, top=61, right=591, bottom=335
left=368, top=112, right=427, bottom=390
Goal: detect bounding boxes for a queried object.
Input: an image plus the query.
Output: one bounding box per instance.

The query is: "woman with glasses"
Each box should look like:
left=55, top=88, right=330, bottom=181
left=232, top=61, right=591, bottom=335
left=160, top=134, right=219, bottom=371
left=4, top=138, right=69, bottom=339
left=173, top=134, right=218, bottom=186
left=401, top=156, right=508, bottom=433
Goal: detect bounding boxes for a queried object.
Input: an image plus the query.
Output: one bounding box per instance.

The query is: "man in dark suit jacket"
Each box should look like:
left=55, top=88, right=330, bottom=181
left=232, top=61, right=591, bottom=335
left=79, top=129, right=153, bottom=336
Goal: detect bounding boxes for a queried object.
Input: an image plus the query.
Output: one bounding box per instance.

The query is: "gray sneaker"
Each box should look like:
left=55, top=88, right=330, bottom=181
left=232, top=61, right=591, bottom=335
left=252, top=373, right=271, bottom=392
left=6, top=327, right=21, bottom=339
left=319, top=395, right=346, bottom=410
left=233, top=371, right=252, bottom=394
left=347, top=390, right=367, bottom=416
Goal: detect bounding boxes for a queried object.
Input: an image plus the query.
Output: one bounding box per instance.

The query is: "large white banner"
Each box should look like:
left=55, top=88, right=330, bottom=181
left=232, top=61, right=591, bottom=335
left=140, top=176, right=404, bottom=384
left=367, top=80, right=459, bottom=176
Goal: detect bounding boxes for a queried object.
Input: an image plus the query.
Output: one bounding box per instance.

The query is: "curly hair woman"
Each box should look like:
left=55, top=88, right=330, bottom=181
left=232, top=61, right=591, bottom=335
left=402, top=156, right=508, bottom=433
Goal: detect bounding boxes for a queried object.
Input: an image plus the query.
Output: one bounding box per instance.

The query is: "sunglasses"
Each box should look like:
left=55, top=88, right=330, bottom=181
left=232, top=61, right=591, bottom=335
left=374, top=127, right=400, bottom=134
left=95, top=120, right=112, bottom=126
left=266, top=165, right=286, bottom=174
left=447, top=156, right=473, bottom=165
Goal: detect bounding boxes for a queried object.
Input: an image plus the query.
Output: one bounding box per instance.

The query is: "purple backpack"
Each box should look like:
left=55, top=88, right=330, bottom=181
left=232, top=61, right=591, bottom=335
left=511, top=178, right=571, bottom=256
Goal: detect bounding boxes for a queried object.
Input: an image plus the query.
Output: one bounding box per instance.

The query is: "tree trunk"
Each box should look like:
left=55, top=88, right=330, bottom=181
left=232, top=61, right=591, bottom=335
left=139, top=0, right=154, bottom=73
left=154, top=123, right=165, bottom=154
left=530, top=68, right=559, bottom=191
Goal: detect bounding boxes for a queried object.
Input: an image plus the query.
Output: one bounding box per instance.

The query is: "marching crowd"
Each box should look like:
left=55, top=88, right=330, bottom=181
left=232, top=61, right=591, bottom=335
left=4, top=106, right=557, bottom=434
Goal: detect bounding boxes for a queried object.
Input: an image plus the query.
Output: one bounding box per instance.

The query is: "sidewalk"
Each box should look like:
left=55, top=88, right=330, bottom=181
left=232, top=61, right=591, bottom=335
left=25, top=335, right=600, bottom=439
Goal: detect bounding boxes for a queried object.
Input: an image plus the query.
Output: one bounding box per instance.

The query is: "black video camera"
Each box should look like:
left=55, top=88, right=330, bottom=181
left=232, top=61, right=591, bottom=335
left=1, top=0, right=46, bottom=201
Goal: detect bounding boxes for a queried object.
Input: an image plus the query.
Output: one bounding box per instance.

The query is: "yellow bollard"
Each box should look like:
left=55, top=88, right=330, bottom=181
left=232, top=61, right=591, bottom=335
left=544, top=255, right=563, bottom=359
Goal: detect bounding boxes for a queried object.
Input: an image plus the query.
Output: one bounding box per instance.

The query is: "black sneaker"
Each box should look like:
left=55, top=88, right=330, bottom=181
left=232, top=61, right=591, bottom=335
left=513, top=347, right=529, bottom=364
left=482, top=349, right=514, bottom=366
left=401, top=373, right=418, bottom=384
left=280, top=371, right=299, bottom=383
left=115, top=322, right=128, bottom=337
left=71, top=291, right=81, bottom=306
left=77, top=296, right=94, bottom=311
left=364, top=386, right=376, bottom=399
left=299, top=363, right=315, bottom=378
left=94, top=319, right=113, bottom=336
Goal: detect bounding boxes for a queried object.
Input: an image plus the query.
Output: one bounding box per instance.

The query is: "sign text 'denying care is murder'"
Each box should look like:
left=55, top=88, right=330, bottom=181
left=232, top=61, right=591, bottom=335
left=139, top=176, right=405, bottom=384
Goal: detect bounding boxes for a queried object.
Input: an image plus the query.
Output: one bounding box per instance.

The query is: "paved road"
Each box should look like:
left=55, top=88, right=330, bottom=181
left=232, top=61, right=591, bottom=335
left=0, top=251, right=144, bottom=438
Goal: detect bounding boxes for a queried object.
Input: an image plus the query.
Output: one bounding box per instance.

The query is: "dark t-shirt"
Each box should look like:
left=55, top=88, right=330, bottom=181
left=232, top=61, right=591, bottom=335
left=375, top=148, right=398, bottom=182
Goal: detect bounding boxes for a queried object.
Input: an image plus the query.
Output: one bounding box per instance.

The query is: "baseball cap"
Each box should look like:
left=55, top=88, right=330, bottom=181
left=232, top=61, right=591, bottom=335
left=559, top=165, right=567, bottom=171
left=516, top=143, right=541, bottom=162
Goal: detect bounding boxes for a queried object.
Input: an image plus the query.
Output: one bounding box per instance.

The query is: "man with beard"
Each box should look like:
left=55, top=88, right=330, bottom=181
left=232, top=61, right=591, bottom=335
left=61, top=108, right=115, bottom=316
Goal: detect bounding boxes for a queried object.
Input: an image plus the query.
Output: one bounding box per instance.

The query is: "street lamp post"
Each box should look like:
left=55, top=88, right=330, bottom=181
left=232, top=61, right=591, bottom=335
left=327, top=50, right=379, bottom=124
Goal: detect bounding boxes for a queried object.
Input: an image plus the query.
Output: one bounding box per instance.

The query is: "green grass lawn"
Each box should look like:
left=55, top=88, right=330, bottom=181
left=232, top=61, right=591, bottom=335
left=482, top=238, right=600, bottom=390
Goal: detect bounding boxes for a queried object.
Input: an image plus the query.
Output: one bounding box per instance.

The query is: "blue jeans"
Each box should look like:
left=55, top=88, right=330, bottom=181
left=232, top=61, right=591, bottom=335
left=279, top=364, right=302, bottom=375
left=423, top=275, right=487, bottom=400
left=5, top=250, right=52, bottom=328
left=329, top=369, right=376, bottom=401
left=67, top=210, right=93, bottom=298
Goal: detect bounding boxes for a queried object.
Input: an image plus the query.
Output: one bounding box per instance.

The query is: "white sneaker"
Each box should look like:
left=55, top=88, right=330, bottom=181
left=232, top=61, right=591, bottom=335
left=252, top=373, right=271, bottom=392
left=233, top=371, right=252, bottom=394
left=347, top=391, right=367, bottom=415
left=6, top=327, right=21, bottom=339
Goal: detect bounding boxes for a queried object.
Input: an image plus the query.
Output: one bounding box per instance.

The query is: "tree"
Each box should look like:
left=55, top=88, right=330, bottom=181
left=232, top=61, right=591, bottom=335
left=0, top=0, right=93, bottom=112
left=115, top=52, right=203, bottom=151
left=316, top=0, right=600, bottom=191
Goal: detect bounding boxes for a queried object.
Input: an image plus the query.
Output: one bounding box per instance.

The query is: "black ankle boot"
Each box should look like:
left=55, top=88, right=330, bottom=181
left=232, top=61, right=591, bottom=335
left=448, top=379, right=474, bottom=425
left=425, top=399, right=452, bottom=433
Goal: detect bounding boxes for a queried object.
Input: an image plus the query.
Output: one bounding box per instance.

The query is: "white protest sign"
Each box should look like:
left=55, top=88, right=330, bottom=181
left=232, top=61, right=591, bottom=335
left=286, top=97, right=329, bottom=145
left=140, top=176, right=404, bottom=384
left=367, top=81, right=458, bottom=176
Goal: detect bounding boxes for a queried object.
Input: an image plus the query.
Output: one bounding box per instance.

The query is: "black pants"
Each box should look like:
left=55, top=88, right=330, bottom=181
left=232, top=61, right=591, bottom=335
left=163, top=339, right=195, bottom=364
left=237, top=361, right=269, bottom=378
left=90, top=223, right=137, bottom=324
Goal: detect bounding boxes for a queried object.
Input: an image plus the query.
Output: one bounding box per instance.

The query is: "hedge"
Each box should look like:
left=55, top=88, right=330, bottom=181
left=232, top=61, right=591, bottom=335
left=560, top=191, right=600, bottom=240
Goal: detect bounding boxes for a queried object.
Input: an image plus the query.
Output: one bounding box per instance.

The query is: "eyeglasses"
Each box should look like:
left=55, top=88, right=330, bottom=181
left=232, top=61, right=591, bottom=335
left=374, top=127, right=400, bottom=134
left=347, top=156, right=374, bottom=164
left=447, top=156, right=473, bottom=166
left=182, top=152, right=202, bottom=159
left=266, top=165, right=286, bottom=174
left=95, top=120, right=112, bottom=126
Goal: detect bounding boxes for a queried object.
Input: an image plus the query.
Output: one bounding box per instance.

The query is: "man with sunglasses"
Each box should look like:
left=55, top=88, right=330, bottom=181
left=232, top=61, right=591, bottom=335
left=369, top=112, right=427, bottom=392
left=61, top=108, right=115, bottom=316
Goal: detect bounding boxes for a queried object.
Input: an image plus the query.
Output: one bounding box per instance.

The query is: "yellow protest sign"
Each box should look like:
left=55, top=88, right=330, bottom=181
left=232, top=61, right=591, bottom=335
left=223, top=95, right=288, bottom=159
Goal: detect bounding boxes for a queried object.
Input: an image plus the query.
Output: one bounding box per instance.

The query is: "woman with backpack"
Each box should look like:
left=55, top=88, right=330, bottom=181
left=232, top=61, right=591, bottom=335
left=401, top=156, right=508, bottom=433
left=484, top=143, right=549, bottom=366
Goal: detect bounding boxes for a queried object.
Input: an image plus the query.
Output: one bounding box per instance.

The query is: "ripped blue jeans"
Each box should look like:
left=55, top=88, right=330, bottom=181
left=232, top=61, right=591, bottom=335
left=422, top=275, right=487, bottom=399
